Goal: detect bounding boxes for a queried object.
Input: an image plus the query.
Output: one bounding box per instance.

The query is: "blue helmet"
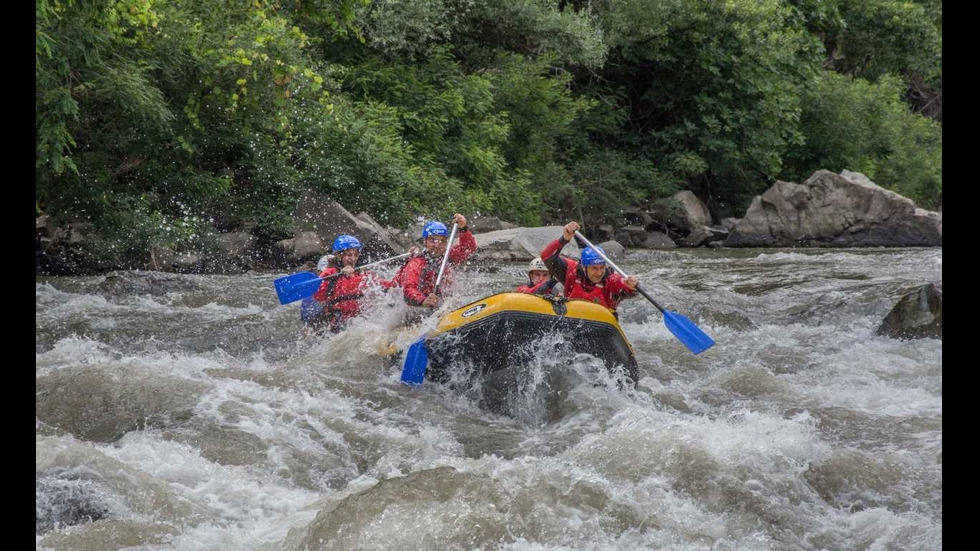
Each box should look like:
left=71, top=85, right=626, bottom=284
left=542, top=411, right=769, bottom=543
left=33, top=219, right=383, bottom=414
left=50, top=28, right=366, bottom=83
left=421, top=221, right=449, bottom=239
left=580, top=246, right=606, bottom=267
left=331, top=234, right=362, bottom=253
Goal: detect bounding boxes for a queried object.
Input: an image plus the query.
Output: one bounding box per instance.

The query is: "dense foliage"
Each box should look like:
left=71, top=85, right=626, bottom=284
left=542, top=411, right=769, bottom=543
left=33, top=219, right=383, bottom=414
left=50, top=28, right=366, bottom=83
left=37, top=0, right=942, bottom=256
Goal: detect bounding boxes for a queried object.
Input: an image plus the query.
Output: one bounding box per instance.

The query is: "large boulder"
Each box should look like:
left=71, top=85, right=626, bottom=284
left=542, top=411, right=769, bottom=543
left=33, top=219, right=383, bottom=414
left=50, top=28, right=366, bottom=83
left=676, top=226, right=713, bottom=248
left=206, top=232, right=258, bottom=273
left=467, top=216, right=517, bottom=233
left=36, top=219, right=111, bottom=275
left=669, top=190, right=714, bottom=231
left=291, top=192, right=405, bottom=260
left=387, top=225, right=420, bottom=252
left=596, top=240, right=626, bottom=261
left=148, top=231, right=258, bottom=274
left=616, top=226, right=677, bottom=249
left=627, top=191, right=713, bottom=236
left=876, top=284, right=942, bottom=340
left=725, top=170, right=942, bottom=247
left=614, top=229, right=635, bottom=248
left=720, top=218, right=740, bottom=232
left=474, top=227, right=580, bottom=262
left=635, top=230, right=677, bottom=249
left=275, top=231, right=325, bottom=263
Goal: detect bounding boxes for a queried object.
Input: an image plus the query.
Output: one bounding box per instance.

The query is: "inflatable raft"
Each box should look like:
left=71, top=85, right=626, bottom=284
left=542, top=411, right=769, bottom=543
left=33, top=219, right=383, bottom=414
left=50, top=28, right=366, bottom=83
left=421, top=292, right=638, bottom=386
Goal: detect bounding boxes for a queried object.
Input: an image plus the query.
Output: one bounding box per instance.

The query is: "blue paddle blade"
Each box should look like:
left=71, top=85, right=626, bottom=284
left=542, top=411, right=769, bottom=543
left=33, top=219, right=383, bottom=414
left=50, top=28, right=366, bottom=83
left=274, top=272, right=321, bottom=304
left=400, top=339, right=429, bottom=385
left=663, top=310, right=715, bottom=354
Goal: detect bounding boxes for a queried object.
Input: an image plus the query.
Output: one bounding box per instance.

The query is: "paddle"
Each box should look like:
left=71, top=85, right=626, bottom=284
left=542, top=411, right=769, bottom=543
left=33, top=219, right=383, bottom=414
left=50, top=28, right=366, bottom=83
left=274, top=252, right=412, bottom=305
left=401, top=223, right=460, bottom=385
left=574, top=231, right=715, bottom=355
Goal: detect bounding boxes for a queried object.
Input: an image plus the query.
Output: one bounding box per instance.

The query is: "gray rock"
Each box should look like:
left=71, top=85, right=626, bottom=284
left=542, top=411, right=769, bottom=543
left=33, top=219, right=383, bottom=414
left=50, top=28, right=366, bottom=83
left=636, top=231, right=677, bottom=249
left=677, top=226, right=713, bottom=247
left=725, top=170, right=942, bottom=247
left=205, top=232, right=259, bottom=273
left=614, top=230, right=634, bottom=248
left=596, top=240, right=626, bottom=261
left=474, top=226, right=580, bottom=261
left=720, top=218, right=740, bottom=232
left=468, top=216, right=517, bottom=233
left=276, top=232, right=326, bottom=262
left=876, top=284, right=942, bottom=340
left=670, top=190, right=713, bottom=230
left=291, top=192, right=405, bottom=260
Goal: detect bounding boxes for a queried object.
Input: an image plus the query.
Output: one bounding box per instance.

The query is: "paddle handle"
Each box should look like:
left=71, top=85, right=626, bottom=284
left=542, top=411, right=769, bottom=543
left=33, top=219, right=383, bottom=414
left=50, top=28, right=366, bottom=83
left=573, top=230, right=666, bottom=314
left=434, top=223, right=459, bottom=292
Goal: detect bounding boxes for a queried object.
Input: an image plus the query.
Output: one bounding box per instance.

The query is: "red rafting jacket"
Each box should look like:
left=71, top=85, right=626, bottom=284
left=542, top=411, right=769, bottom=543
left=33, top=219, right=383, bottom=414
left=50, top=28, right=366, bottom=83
left=400, top=228, right=477, bottom=306
left=540, top=236, right=636, bottom=311
left=515, top=277, right=559, bottom=295
left=312, top=267, right=383, bottom=325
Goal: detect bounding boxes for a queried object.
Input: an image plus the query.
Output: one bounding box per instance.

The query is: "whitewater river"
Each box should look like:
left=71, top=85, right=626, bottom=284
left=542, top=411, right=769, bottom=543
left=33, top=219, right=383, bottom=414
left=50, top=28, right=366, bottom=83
left=36, top=247, right=942, bottom=550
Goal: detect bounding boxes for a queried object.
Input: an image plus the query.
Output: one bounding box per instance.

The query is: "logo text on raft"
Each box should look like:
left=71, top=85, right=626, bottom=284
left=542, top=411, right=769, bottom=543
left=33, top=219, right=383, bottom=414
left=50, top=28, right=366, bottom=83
left=461, top=303, right=488, bottom=318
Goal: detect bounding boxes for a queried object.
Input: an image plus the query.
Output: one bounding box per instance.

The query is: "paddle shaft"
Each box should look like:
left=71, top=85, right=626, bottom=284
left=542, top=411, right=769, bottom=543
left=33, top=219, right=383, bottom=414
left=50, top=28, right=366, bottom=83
left=322, top=252, right=412, bottom=280
left=433, top=223, right=460, bottom=293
